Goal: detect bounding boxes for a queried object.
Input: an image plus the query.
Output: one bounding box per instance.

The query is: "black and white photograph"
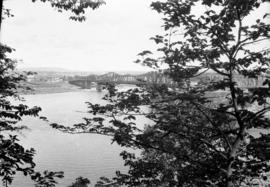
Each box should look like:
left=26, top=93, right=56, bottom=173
left=0, top=0, right=270, bottom=186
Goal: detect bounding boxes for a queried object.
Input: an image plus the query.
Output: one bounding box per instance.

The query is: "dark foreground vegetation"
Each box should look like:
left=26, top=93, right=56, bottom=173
left=53, top=0, right=270, bottom=186
left=0, top=0, right=104, bottom=186
left=1, top=0, right=270, bottom=187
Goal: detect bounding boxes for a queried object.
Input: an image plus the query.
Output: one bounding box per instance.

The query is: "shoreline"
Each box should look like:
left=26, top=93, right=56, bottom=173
left=20, top=82, right=138, bottom=95
left=20, top=81, right=82, bottom=95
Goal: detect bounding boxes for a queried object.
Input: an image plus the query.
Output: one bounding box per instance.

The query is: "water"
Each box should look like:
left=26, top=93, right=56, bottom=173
left=9, top=87, right=141, bottom=187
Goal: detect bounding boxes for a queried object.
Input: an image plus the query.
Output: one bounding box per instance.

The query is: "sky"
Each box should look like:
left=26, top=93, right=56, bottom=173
left=1, top=0, right=269, bottom=72
left=1, top=0, right=163, bottom=72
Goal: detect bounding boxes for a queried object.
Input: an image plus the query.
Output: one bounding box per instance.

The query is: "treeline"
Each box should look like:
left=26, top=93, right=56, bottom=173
left=195, top=73, right=269, bottom=88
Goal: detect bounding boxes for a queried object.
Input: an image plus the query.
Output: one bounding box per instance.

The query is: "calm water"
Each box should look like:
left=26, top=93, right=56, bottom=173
left=8, top=87, right=269, bottom=187
left=10, top=86, right=142, bottom=187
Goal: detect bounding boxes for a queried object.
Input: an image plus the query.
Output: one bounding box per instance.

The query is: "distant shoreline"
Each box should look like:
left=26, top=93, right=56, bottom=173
left=20, top=81, right=82, bottom=95
left=19, top=82, right=138, bottom=95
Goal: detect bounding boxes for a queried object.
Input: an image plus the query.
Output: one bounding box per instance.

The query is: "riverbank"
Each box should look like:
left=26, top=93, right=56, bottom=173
left=21, top=81, right=82, bottom=95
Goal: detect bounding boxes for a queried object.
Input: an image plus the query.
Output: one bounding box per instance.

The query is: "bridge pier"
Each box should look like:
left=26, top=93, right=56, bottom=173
left=96, top=83, right=107, bottom=92
left=96, top=84, right=102, bottom=92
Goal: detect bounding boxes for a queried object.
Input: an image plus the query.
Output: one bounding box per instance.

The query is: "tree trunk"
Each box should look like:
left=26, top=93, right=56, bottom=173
left=0, top=0, right=3, bottom=33
left=226, top=134, right=244, bottom=187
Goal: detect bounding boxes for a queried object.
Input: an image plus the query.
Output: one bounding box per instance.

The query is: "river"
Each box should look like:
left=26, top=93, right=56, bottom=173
left=10, top=86, right=140, bottom=187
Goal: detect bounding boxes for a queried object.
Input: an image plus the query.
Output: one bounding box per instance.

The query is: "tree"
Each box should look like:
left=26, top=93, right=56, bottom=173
left=0, top=0, right=104, bottom=186
left=51, top=0, right=270, bottom=186
left=0, top=0, right=105, bottom=30
left=68, top=177, right=90, bottom=187
left=31, top=0, right=105, bottom=21
left=0, top=44, right=65, bottom=186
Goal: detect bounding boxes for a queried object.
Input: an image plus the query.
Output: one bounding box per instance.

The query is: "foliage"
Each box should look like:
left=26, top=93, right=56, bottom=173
left=0, top=0, right=105, bottom=186
left=0, top=4, right=65, bottom=185
left=0, top=43, right=65, bottom=187
left=67, top=177, right=90, bottom=187
left=31, top=0, right=105, bottom=21
left=0, top=0, right=104, bottom=32
left=52, top=0, right=270, bottom=186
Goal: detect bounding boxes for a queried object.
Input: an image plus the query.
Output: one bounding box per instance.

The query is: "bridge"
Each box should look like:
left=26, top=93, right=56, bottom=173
left=69, top=79, right=149, bottom=91
left=68, top=72, right=174, bottom=91
left=68, top=72, right=269, bottom=91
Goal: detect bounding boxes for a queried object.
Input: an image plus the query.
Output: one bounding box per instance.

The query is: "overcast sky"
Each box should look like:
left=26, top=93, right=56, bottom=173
left=1, top=1, right=269, bottom=72
left=1, top=0, right=163, bottom=72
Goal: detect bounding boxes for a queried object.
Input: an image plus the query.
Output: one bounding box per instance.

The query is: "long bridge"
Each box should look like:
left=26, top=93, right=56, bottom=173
left=68, top=72, right=174, bottom=91
left=68, top=72, right=268, bottom=91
